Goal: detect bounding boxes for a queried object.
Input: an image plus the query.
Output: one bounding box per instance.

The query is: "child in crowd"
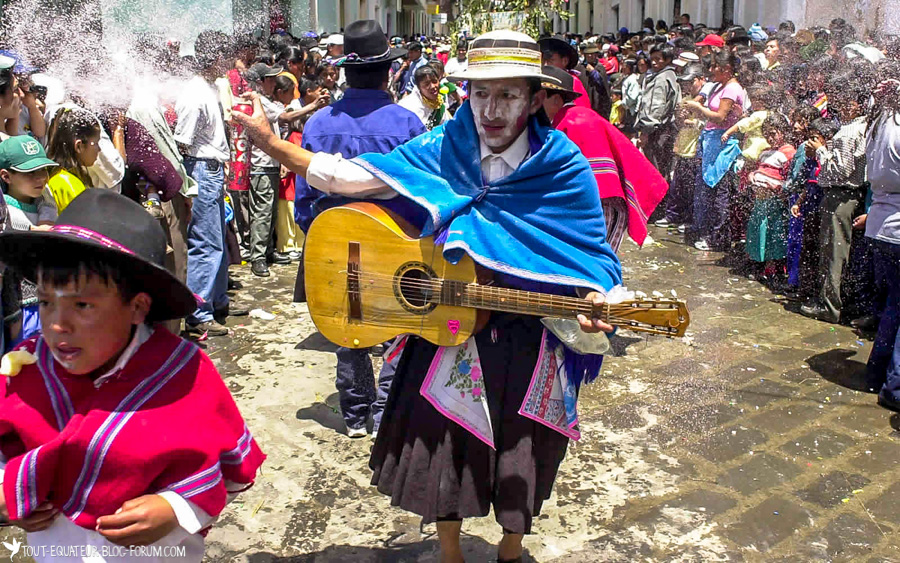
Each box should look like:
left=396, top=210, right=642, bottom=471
left=660, top=65, right=706, bottom=232
left=273, top=76, right=304, bottom=260
left=45, top=109, right=101, bottom=212
left=721, top=84, right=772, bottom=163
left=315, top=61, right=343, bottom=103
left=785, top=106, right=831, bottom=293
left=609, top=87, right=625, bottom=129
left=744, top=113, right=796, bottom=286
left=0, top=136, right=58, bottom=344
left=0, top=189, right=265, bottom=562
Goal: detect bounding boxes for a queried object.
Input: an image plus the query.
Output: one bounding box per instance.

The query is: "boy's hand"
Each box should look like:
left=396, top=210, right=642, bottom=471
left=720, top=132, right=730, bottom=143
left=853, top=214, right=867, bottom=230
left=790, top=204, right=802, bottom=218
left=15, top=502, right=59, bottom=532
left=96, top=495, right=177, bottom=547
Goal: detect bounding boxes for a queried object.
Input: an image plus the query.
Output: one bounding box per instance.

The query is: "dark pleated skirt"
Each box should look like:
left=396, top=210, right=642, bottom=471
left=369, top=314, right=570, bottom=534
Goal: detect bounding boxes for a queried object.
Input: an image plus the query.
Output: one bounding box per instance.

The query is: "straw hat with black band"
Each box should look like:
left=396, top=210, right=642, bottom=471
left=447, top=29, right=560, bottom=85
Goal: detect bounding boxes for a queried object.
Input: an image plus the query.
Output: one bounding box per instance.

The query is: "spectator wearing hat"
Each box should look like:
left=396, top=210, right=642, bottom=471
left=601, top=44, right=620, bottom=75
left=292, top=20, right=425, bottom=441
left=246, top=62, right=291, bottom=278
left=540, top=35, right=612, bottom=118
left=726, top=27, right=751, bottom=50
left=695, top=34, right=724, bottom=56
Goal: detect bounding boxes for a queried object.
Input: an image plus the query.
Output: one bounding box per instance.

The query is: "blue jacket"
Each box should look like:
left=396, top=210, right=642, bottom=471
left=293, top=88, right=427, bottom=232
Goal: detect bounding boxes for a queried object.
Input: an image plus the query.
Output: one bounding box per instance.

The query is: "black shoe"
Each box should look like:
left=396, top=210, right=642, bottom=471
left=850, top=315, right=879, bottom=332
left=251, top=260, right=270, bottom=277
left=877, top=393, right=900, bottom=413
left=267, top=251, right=292, bottom=265
left=227, top=278, right=243, bottom=291
left=188, top=320, right=229, bottom=337
left=800, top=304, right=839, bottom=324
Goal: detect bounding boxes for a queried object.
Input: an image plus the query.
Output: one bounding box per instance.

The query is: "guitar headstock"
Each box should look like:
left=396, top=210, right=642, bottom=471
left=601, top=297, right=691, bottom=337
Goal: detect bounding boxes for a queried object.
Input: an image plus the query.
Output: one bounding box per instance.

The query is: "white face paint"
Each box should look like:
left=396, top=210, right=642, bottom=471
left=469, top=78, right=535, bottom=152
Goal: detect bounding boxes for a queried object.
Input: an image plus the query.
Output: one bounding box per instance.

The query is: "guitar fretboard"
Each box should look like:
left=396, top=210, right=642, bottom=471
left=440, top=279, right=600, bottom=319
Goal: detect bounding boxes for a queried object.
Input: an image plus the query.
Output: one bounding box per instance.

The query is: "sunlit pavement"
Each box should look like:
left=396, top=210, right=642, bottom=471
left=199, top=227, right=900, bottom=562
left=5, top=228, right=897, bottom=562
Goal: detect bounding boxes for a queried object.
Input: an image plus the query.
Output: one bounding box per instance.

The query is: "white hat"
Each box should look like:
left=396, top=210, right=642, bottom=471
left=447, top=29, right=560, bottom=84
left=327, top=34, right=344, bottom=46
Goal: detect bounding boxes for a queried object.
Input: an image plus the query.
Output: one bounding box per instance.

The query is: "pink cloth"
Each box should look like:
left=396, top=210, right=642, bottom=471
left=552, top=104, right=669, bottom=246
left=0, top=330, right=265, bottom=529
left=569, top=70, right=592, bottom=109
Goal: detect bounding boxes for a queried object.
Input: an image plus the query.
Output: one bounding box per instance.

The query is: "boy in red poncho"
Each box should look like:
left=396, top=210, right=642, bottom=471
left=0, top=189, right=265, bottom=562
left=540, top=65, right=669, bottom=252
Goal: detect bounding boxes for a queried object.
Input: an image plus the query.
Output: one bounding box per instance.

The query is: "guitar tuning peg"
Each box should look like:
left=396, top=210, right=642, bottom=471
left=652, top=291, right=664, bottom=298
left=635, top=291, right=647, bottom=299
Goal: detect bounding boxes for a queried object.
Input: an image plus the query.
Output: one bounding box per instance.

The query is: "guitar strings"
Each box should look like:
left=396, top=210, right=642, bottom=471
left=343, top=286, right=681, bottom=335
left=345, top=272, right=681, bottom=315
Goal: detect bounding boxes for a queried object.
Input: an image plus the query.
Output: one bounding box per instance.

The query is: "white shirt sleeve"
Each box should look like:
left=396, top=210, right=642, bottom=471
left=87, top=122, right=126, bottom=190
left=305, top=152, right=397, bottom=200
left=158, top=480, right=247, bottom=535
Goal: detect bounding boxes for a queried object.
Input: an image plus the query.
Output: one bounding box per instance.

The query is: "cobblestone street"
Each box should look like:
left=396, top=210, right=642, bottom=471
left=186, top=225, right=899, bottom=562
left=5, top=225, right=892, bottom=563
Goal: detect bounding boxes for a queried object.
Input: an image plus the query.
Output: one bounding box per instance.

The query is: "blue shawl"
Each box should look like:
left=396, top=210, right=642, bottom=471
left=700, top=129, right=742, bottom=188
left=352, top=102, right=622, bottom=294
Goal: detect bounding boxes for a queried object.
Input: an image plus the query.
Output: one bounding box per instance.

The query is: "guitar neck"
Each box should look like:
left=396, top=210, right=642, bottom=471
left=440, top=280, right=595, bottom=320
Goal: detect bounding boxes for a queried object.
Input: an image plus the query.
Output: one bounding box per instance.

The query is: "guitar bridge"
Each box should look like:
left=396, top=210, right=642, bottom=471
left=347, top=242, right=362, bottom=322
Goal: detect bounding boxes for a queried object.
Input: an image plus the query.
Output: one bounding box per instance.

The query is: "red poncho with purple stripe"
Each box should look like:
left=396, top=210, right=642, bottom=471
left=0, top=329, right=265, bottom=529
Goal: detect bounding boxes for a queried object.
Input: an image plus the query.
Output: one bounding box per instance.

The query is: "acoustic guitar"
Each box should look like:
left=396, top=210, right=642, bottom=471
left=304, top=203, right=690, bottom=349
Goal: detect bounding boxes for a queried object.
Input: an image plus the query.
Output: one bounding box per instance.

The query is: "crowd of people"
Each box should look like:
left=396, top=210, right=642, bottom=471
left=548, top=16, right=899, bottom=411
left=0, top=10, right=895, bottom=563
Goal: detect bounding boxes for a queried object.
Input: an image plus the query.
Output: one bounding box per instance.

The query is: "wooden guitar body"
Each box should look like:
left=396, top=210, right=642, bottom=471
left=305, top=204, right=690, bottom=349
left=304, top=202, right=485, bottom=348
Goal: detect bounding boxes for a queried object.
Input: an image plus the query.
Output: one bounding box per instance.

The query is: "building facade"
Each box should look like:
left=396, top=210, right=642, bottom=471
left=549, top=0, right=897, bottom=37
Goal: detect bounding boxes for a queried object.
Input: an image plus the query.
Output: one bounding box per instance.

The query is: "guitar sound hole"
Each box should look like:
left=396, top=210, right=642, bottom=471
left=399, top=269, right=433, bottom=307
left=393, top=263, right=439, bottom=314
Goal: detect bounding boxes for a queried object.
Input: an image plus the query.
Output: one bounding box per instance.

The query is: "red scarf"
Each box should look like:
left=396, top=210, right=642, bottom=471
left=552, top=104, right=668, bottom=246
left=0, top=330, right=265, bottom=529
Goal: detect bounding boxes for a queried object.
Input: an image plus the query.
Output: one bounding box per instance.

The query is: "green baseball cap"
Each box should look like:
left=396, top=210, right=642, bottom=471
left=0, top=136, right=57, bottom=172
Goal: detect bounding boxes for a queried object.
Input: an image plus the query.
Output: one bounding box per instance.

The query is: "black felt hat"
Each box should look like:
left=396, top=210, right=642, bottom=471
left=335, top=20, right=407, bottom=66
left=538, top=35, right=578, bottom=70
left=0, top=189, right=196, bottom=321
left=540, top=65, right=582, bottom=102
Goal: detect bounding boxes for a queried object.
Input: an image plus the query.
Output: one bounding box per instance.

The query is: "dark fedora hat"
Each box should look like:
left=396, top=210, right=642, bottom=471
left=538, top=35, right=578, bottom=70
left=539, top=65, right=582, bottom=102
left=726, top=27, right=751, bottom=45
left=0, top=189, right=196, bottom=322
left=335, top=20, right=406, bottom=66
